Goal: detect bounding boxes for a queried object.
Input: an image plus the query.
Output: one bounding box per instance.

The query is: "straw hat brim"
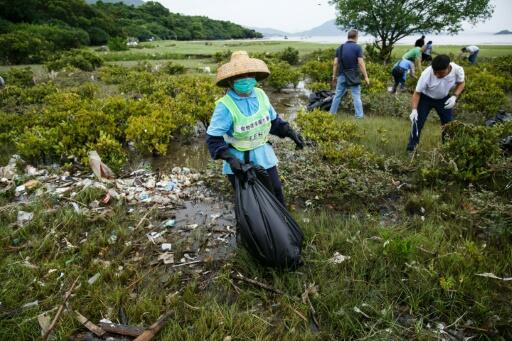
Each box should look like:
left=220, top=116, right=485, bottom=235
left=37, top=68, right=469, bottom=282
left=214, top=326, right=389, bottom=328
left=216, top=57, right=270, bottom=87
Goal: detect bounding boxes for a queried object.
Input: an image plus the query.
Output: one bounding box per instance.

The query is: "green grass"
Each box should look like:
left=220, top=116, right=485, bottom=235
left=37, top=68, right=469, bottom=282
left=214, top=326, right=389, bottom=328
left=1, top=190, right=510, bottom=339
left=92, top=40, right=512, bottom=63
left=342, top=115, right=442, bottom=158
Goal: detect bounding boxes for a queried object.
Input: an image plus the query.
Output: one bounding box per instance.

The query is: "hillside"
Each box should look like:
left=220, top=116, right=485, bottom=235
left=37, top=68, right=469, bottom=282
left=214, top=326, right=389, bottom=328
left=85, top=0, right=145, bottom=6
left=293, top=19, right=345, bottom=37
left=252, top=19, right=346, bottom=38
left=0, top=0, right=262, bottom=64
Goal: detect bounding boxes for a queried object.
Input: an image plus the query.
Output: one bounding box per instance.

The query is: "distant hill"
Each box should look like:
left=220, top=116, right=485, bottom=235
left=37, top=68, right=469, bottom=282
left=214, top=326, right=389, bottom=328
left=252, top=19, right=345, bottom=38
left=85, top=0, right=145, bottom=5
left=495, top=30, right=512, bottom=35
left=249, top=27, right=290, bottom=37
left=292, top=19, right=345, bottom=37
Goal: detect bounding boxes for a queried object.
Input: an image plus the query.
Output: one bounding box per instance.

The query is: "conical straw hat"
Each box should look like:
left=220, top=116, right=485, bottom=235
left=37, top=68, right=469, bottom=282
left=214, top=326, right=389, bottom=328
left=216, top=51, right=270, bottom=87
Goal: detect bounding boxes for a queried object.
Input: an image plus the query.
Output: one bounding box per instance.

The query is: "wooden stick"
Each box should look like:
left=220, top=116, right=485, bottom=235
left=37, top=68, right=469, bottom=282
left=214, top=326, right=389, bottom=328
left=74, top=310, right=106, bottom=337
left=41, top=276, right=80, bottom=341
left=98, top=322, right=144, bottom=337
left=135, top=204, right=157, bottom=229
left=231, top=273, right=285, bottom=295
left=134, top=310, right=173, bottom=341
left=172, top=260, right=204, bottom=268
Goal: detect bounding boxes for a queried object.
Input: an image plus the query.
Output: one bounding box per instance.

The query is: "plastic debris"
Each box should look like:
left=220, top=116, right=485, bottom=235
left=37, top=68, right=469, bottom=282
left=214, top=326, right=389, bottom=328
left=15, top=185, right=27, bottom=198
left=163, top=219, right=176, bottom=228
left=0, top=155, right=19, bottom=180
left=101, top=192, right=111, bottom=204
left=17, top=211, right=34, bottom=225
left=147, top=231, right=166, bottom=243
left=22, top=300, right=39, bottom=309
left=328, top=252, right=351, bottom=264
left=24, top=179, right=42, bottom=191
left=88, top=150, right=115, bottom=180
left=108, top=233, right=118, bottom=245
left=158, top=252, right=175, bottom=264
left=88, top=272, right=101, bottom=285
left=38, top=312, right=52, bottom=336
left=476, top=272, right=512, bottom=281
left=161, top=243, right=172, bottom=251
left=163, top=181, right=176, bottom=191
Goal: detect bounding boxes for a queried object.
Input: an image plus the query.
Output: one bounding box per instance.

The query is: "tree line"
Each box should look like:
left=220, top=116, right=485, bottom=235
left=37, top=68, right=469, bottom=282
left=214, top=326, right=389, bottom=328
left=0, top=0, right=263, bottom=64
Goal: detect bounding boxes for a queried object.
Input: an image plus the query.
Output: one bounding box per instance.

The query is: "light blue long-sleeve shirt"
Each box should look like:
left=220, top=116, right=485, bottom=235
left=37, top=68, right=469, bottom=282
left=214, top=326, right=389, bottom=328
left=207, top=89, right=278, bottom=175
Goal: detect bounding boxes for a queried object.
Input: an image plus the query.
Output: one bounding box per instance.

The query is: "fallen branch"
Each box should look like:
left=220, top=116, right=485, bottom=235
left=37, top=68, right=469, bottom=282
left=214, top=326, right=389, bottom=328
left=301, top=283, right=320, bottom=332
left=41, top=276, right=80, bottom=341
left=135, top=204, right=157, bottom=229
left=74, top=310, right=105, bottom=337
left=172, top=260, right=204, bottom=268
left=98, top=322, right=144, bottom=337
left=230, top=272, right=285, bottom=295
left=134, top=310, right=174, bottom=341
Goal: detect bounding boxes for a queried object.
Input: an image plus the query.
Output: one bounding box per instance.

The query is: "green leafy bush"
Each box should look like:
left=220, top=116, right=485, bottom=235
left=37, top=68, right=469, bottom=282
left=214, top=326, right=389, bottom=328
left=420, top=121, right=509, bottom=183
left=125, top=102, right=177, bottom=155
left=85, top=132, right=127, bottom=172
left=266, top=61, right=301, bottom=91
left=306, top=81, right=331, bottom=92
left=301, top=60, right=332, bottom=83
left=45, top=50, right=103, bottom=72
left=4, top=67, right=34, bottom=88
left=296, top=109, right=360, bottom=143
left=278, top=47, right=300, bottom=65
left=303, top=48, right=336, bottom=63
left=98, top=64, right=130, bottom=84
left=160, top=75, right=222, bottom=129
left=0, top=31, right=52, bottom=64
left=460, top=67, right=509, bottom=119
left=162, top=61, right=186, bottom=75
left=0, top=82, right=59, bottom=112
left=108, top=37, right=128, bottom=51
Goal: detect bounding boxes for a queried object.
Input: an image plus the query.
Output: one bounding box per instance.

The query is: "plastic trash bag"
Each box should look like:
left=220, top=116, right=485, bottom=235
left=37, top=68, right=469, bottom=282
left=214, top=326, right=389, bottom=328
left=485, top=111, right=512, bottom=127
left=307, top=90, right=335, bottom=112
left=235, top=164, right=304, bottom=269
left=88, top=151, right=115, bottom=180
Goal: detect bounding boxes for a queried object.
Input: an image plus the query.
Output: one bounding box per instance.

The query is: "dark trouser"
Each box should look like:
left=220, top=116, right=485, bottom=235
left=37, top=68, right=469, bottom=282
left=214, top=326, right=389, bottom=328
left=422, top=53, right=432, bottom=62
left=407, top=93, right=453, bottom=151
left=228, top=166, right=285, bottom=205
left=468, top=51, right=479, bottom=64
left=391, top=67, right=406, bottom=92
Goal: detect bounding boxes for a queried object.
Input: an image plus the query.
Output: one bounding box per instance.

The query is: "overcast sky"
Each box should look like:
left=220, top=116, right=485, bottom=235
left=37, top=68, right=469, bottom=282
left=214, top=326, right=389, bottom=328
left=158, top=0, right=511, bottom=33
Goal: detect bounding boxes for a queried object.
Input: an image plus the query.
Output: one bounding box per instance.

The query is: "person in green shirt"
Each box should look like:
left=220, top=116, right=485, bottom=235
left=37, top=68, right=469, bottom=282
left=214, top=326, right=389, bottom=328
left=402, top=46, right=422, bottom=74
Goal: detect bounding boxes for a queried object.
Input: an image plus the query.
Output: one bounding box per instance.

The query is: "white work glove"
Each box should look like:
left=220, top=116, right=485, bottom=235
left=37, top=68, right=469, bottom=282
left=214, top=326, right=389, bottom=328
left=444, top=95, right=457, bottom=109
left=409, top=109, right=418, bottom=122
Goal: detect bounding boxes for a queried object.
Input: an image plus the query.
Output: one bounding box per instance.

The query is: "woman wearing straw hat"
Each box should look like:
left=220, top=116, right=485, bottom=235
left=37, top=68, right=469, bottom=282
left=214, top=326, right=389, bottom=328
left=206, top=51, right=304, bottom=205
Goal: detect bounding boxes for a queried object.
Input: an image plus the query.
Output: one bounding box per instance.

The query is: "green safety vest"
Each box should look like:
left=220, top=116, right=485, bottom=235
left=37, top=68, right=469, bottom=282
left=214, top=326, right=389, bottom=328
left=218, top=88, right=272, bottom=151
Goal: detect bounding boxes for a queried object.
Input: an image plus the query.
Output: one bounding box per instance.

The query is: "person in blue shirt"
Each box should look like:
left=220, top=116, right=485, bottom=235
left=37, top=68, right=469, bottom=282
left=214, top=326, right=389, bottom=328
left=206, top=51, right=304, bottom=204
left=390, top=59, right=416, bottom=94
left=329, top=29, right=370, bottom=118
left=422, top=41, right=433, bottom=62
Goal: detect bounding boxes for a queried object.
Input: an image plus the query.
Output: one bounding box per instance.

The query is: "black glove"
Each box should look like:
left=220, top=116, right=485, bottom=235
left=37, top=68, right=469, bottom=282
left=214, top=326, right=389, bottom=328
left=218, top=149, right=243, bottom=174
left=287, top=128, right=305, bottom=150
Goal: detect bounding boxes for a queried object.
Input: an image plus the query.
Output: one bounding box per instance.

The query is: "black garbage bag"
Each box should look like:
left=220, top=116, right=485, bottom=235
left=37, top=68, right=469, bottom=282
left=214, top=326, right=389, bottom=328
left=234, top=164, right=304, bottom=269
left=485, top=110, right=512, bottom=126
left=501, top=135, right=512, bottom=154
left=307, top=90, right=335, bottom=112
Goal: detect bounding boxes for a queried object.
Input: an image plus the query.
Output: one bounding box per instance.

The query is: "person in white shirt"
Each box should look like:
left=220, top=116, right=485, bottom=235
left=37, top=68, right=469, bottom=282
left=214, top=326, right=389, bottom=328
left=407, top=54, right=465, bottom=152
left=461, top=45, right=480, bottom=64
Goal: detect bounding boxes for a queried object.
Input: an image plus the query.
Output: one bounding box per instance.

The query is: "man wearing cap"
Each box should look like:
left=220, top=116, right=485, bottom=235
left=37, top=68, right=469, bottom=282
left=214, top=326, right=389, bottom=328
left=406, top=54, right=465, bottom=152
left=206, top=51, right=304, bottom=205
